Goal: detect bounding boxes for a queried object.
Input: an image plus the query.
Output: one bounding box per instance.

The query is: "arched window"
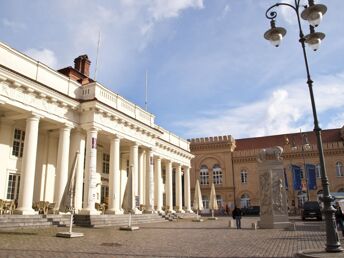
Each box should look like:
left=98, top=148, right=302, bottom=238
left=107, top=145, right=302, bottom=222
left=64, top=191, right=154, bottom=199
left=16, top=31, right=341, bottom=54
left=240, top=193, right=250, bottom=208
left=336, top=162, right=344, bottom=177
left=240, top=169, right=248, bottom=183
left=200, top=165, right=209, bottom=185
left=213, top=164, right=223, bottom=185
left=315, top=164, right=321, bottom=178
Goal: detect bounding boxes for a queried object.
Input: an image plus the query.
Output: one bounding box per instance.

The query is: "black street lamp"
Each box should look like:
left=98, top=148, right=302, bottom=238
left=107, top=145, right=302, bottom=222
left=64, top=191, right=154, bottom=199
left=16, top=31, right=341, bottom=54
left=263, top=0, right=343, bottom=253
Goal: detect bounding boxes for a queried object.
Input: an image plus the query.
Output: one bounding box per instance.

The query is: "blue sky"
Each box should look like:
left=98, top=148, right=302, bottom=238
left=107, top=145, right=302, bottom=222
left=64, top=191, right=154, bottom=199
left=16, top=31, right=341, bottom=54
left=1, top=0, right=343, bottom=140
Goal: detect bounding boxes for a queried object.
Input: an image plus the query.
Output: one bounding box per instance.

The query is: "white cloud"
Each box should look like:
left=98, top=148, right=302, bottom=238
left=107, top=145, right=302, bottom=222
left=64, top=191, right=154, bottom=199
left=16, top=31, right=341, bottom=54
left=148, top=0, right=204, bottom=21
left=279, top=0, right=297, bottom=25
left=2, top=18, right=25, bottom=30
left=24, top=48, right=58, bottom=68
left=327, top=113, right=344, bottom=129
left=175, top=72, right=344, bottom=139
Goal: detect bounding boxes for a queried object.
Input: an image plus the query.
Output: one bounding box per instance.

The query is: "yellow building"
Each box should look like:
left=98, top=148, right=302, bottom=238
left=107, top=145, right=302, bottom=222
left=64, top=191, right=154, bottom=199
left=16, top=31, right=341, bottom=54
left=189, top=127, right=344, bottom=214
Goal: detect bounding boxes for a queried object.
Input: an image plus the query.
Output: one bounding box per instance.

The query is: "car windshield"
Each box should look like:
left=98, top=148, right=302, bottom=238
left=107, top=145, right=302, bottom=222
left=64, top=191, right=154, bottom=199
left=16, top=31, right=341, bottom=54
left=303, top=202, right=319, bottom=209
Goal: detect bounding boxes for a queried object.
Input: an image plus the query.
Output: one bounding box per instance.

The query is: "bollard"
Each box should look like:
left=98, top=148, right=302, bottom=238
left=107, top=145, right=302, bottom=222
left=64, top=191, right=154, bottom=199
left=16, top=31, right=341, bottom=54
left=228, top=219, right=232, bottom=228
left=251, top=222, right=257, bottom=230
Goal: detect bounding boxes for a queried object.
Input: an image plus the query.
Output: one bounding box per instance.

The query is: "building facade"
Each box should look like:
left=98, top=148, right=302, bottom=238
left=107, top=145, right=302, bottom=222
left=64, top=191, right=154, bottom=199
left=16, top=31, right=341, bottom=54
left=0, top=41, right=193, bottom=215
left=190, top=128, right=344, bottom=213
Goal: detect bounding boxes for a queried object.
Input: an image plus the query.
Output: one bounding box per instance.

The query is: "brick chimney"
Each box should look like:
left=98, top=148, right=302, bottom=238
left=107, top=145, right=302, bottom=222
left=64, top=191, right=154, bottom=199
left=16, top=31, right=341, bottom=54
left=58, top=55, right=94, bottom=85
left=74, top=55, right=91, bottom=77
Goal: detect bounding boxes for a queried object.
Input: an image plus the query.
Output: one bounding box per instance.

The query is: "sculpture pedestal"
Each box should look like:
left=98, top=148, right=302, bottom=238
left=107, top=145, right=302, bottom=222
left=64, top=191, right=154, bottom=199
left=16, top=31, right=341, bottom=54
left=257, top=147, right=290, bottom=229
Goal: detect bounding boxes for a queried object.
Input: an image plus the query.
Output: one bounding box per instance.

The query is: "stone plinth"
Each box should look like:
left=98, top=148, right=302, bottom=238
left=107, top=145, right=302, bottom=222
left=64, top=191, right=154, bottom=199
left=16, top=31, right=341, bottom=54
left=257, top=146, right=290, bottom=229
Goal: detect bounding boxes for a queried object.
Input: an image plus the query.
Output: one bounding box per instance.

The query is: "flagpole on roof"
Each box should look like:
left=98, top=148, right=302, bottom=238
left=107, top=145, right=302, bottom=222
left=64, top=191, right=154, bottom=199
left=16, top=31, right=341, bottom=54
left=94, top=31, right=101, bottom=81
left=145, top=70, right=148, bottom=111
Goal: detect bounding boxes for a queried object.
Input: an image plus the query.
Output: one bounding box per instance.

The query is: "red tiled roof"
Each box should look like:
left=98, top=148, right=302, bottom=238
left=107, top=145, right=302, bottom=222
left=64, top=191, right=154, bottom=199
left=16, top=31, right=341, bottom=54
left=235, top=128, right=342, bottom=151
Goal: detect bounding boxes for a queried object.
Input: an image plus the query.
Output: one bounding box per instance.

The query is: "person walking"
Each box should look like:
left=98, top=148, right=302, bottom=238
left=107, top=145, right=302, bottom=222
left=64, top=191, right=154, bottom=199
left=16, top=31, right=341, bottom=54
left=335, top=202, right=344, bottom=237
left=232, top=206, right=242, bottom=229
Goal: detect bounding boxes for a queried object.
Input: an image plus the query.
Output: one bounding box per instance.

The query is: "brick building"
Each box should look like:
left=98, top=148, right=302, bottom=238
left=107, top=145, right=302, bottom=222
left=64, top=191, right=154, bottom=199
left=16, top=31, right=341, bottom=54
left=189, top=127, right=344, bottom=213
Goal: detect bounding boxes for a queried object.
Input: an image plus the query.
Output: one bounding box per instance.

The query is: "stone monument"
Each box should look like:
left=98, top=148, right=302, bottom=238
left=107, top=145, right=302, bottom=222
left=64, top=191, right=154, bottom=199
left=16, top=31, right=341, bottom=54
left=257, top=146, right=290, bottom=229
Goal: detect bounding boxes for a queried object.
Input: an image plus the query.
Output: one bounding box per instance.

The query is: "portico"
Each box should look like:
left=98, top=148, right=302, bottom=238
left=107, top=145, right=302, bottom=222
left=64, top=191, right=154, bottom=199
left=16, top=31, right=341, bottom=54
left=0, top=41, right=193, bottom=217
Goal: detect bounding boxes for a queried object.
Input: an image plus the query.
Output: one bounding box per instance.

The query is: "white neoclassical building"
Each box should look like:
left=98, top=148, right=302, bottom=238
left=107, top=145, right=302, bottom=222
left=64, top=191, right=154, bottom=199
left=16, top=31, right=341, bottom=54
left=0, top=41, right=193, bottom=216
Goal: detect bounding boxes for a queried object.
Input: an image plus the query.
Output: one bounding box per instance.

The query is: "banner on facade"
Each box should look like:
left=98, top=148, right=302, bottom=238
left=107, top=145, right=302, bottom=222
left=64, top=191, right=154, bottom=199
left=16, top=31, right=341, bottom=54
left=292, top=165, right=302, bottom=191
left=306, top=164, right=317, bottom=190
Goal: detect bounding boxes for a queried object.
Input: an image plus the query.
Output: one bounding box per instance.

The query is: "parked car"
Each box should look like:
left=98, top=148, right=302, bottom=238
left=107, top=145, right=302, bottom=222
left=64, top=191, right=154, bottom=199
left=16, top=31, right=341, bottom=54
left=241, top=206, right=260, bottom=216
left=301, top=201, right=322, bottom=221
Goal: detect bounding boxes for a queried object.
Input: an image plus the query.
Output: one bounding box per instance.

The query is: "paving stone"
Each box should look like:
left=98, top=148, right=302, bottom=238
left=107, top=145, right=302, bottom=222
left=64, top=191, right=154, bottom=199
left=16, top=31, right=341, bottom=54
left=0, top=216, right=343, bottom=257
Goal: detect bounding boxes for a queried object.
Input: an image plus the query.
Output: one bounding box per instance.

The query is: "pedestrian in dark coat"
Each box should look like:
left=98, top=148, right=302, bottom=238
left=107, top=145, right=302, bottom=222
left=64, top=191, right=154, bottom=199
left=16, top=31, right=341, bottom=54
left=335, top=202, right=344, bottom=237
left=232, top=206, right=242, bottom=229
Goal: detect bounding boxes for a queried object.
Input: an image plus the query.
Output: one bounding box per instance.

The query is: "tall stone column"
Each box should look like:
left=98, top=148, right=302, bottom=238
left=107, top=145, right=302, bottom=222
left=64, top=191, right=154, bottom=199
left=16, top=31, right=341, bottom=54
left=81, top=127, right=100, bottom=215
left=154, top=156, right=163, bottom=212
left=138, top=149, right=145, bottom=207
left=184, top=166, right=192, bottom=213
left=54, top=125, right=71, bottom=210
left=165, top=160, right=174, bottom=213
left=129, top=143, right=141, bottom=214
left=145, top=149, right=154, bottom=213
left=15, top=114, right=40, bottom=215
left=107, top=135, right=123, bottom=214
left=175, top=164, right=184, bottom=213
left=69, top=129, right=85, bottom=213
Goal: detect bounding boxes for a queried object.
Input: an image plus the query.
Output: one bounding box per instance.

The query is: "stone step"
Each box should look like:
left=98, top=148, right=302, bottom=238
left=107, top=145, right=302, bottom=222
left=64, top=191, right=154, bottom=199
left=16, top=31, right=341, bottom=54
left=74, top=214, right=167, bottom=228
left=45, top=214, right=71, bottom=227
left=0, top=214, right=73, bottom=229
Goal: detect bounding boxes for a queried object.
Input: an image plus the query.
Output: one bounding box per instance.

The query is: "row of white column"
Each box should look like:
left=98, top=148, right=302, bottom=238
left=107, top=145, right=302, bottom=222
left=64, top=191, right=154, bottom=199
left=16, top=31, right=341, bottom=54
left=108, top=139, right=193, bottom=214
left=14, top=115, right=192, bottom=215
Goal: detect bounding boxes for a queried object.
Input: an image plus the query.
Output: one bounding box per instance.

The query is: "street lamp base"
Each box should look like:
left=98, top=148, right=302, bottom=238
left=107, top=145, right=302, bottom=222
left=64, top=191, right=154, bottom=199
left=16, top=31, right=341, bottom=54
left=294, top=247, right=344, bottom=258
left=295, top=248, right=343, bottom=258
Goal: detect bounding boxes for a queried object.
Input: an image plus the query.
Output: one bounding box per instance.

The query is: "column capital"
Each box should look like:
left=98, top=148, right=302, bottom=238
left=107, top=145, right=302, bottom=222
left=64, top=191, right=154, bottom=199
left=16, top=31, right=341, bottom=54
left=131, top=142, right=139, bottom=147
left=108, top=134, right=122, bottom=141
left=175, top=163, right=181, bottom=169
left=82, top=125, right=101, bottom=132
left=27, top=112, right=42, bottom=121
left=71, top=127, right=84, bottom=134
left=164, top=159, right=172, bottom=165
left=59, top=124, right=73, bottom=132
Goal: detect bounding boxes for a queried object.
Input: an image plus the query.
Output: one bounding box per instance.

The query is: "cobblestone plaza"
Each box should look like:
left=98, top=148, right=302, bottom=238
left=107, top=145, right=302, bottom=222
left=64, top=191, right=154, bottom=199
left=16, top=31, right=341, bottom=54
left=0, top=217, right=342, bottom=258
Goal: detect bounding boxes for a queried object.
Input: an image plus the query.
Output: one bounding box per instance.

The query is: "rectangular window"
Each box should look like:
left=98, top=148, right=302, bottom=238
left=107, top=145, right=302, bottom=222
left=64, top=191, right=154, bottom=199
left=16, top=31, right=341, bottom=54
left=12, top=129, right=25, bottom=157
left=7, top=173, right=20, bottom=200
left=101, top=185, right=109, bottom=204
left=200, top=172, right=209, bottom=185
left=300, top=169, right=304, bottom=179
left=102, top=153, right=110, bottom=174
left=241, top=171, right=248, bottom=183
left=213, top=170, right=223, bottom=184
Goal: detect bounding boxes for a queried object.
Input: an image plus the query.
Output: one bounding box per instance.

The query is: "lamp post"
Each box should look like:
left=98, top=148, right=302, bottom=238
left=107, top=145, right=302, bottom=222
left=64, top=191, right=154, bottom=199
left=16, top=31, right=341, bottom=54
left=263, top=0, right=343, bottom=253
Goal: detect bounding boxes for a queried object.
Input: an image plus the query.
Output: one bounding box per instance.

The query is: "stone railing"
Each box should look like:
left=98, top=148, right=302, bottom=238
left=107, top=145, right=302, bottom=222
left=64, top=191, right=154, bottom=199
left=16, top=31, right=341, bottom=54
left=156, top=126, right=190, bottom=151
left=79, top=82, right=155, bottom=127
left=0, top=41, right=80, bottom=98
